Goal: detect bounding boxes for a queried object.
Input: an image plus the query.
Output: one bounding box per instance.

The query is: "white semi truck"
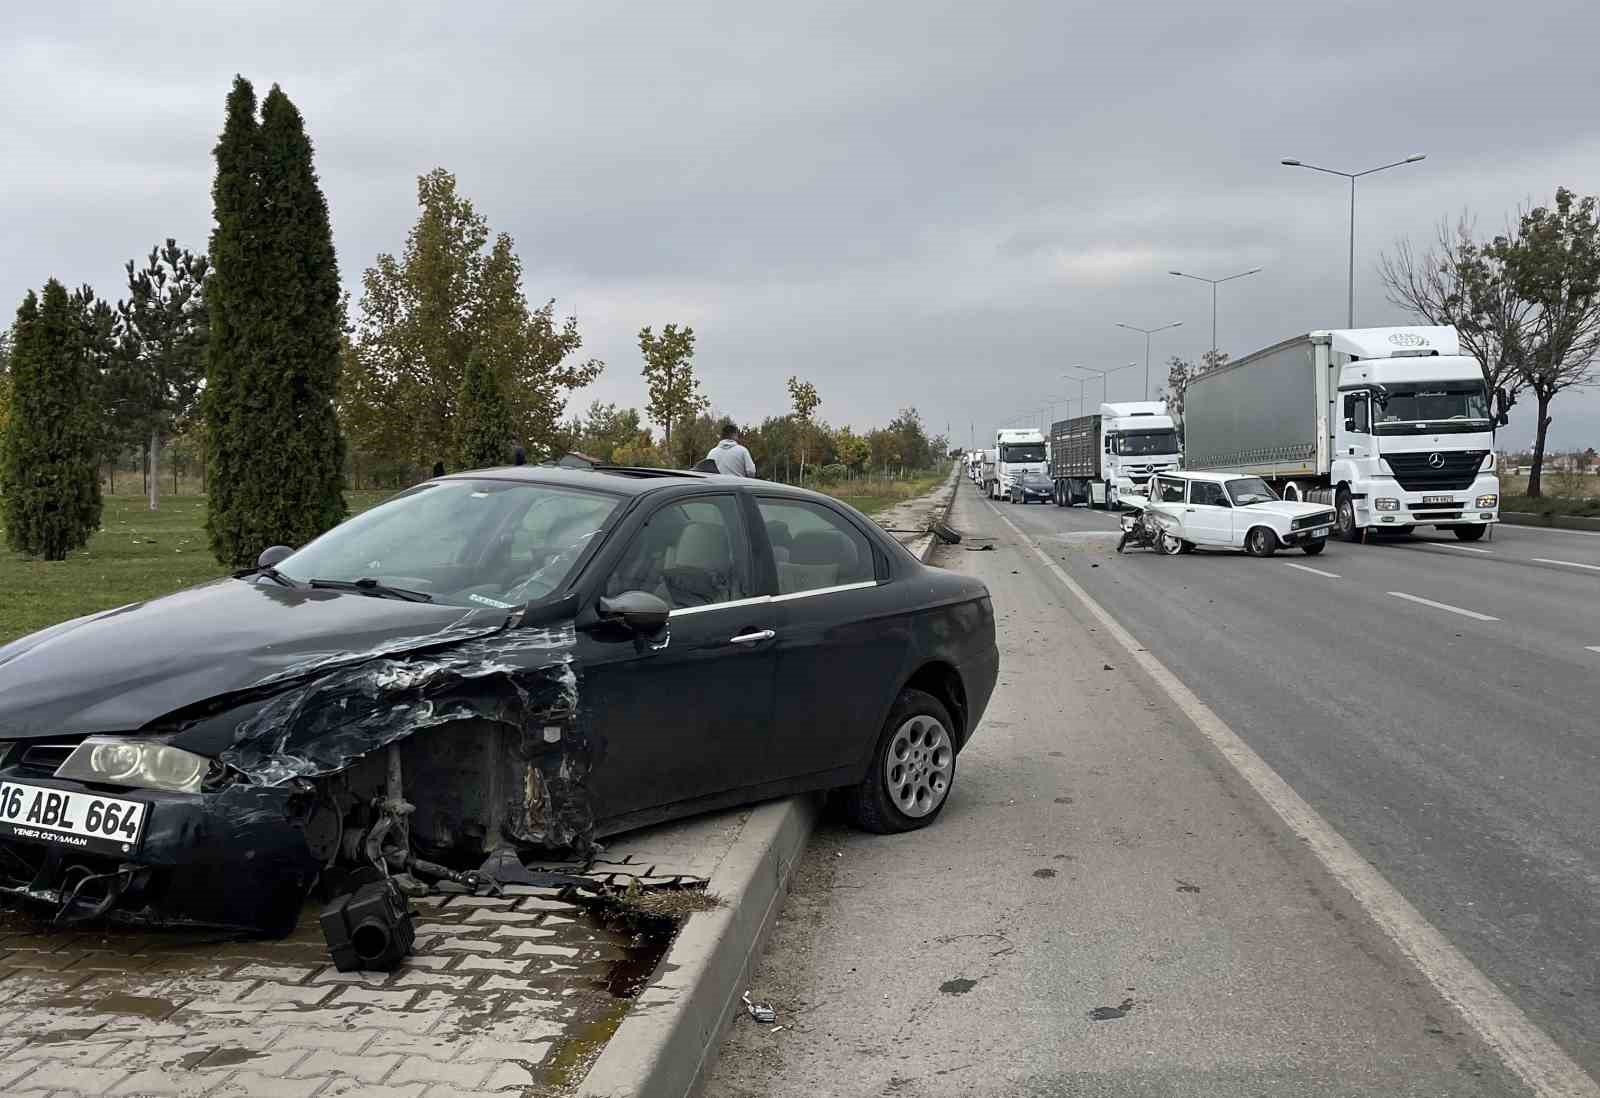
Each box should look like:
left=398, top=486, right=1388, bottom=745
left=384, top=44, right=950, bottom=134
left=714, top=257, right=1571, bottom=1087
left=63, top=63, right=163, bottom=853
left=1182, top=326, right=1505, bottom=541
left=989, top=429, right=1046, bottom=500
left=1049, top=401, right=1181, bottom=509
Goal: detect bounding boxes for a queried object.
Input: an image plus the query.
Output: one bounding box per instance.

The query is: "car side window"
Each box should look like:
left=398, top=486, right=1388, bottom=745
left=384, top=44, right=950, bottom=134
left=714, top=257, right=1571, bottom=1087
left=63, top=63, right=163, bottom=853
left=756, top=499, right=877, bottom=596
left=1189, top=481, right=1227, bottom=507
left=1158, top=477, right=1186, bottom=504
left=603, top=494, right=752, bottom=611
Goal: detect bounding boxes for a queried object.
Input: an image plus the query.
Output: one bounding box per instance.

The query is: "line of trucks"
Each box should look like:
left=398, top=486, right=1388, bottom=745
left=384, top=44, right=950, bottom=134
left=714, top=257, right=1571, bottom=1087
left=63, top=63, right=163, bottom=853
left=967, top=325, right=1505, bottom=541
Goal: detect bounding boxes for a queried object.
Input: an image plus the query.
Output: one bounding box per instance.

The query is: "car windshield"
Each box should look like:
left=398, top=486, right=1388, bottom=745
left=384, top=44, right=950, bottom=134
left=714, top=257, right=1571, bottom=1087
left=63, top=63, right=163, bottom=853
left=1001, top=443, right=1045, bottom=462
left=275, top=480, right=622, bottom=609
left=1226, top=477, right=1280, bottom=506
left=1375, top=382, right=1490, bottom=426
left=1117, top=430, right=1178, bottom=456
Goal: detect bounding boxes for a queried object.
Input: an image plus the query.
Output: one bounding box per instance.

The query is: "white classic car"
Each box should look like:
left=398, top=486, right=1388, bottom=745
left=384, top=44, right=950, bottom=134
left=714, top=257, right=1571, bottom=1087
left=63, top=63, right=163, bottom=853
left=1141, top=472, right=1335, bottom=557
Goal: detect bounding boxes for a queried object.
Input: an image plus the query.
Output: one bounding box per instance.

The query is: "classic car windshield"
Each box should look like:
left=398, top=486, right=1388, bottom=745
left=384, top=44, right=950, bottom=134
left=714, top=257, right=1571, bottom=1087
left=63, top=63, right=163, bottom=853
left=1226, top=477, right=1280, bottom=506
left=276, top=480, right=621, bottom=608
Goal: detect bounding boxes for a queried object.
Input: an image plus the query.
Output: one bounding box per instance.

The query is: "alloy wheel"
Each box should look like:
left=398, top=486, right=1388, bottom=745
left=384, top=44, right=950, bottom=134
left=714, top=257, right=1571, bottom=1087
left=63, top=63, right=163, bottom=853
left=884, top=715, right=954, bottom=818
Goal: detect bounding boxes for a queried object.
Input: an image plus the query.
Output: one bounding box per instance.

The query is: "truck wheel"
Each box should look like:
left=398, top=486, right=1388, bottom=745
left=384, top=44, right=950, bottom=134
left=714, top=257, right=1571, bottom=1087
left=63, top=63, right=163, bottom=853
left=1245, top=526, right=1279, bottom=557
left=1302, top=539, right=1326, bottom=556
left=1454, top=525, right=1487, bottom=542
left=1335, top=490, right=1361, bottom=543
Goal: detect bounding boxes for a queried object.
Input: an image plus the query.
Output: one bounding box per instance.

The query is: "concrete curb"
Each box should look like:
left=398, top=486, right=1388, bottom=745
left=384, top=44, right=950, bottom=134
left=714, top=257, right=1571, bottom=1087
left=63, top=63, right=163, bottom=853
left=1500, top=510, right=1600, bottom=532
left=578, top=467, right=959, bottom=1098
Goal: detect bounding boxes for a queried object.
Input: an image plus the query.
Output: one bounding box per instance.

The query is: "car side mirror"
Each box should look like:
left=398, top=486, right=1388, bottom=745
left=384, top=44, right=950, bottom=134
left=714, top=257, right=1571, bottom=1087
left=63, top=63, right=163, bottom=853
left=596, top=590, right=670, bottom=635
left=257, top=545, right=293, bottom=570
left=1497, top=412, right=1510, bottom=427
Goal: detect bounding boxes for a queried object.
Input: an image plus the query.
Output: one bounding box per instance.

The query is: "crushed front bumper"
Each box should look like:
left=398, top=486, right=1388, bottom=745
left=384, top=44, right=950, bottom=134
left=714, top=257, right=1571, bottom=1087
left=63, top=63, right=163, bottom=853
left=0, top=775, right=317, bottom=936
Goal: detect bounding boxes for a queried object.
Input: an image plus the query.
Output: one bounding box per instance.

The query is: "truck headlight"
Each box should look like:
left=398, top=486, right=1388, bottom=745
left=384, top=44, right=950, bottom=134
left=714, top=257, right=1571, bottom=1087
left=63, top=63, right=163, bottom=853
left=1482, top=452, right=1496, bottom=471
left=1375, top=498, right=1400, bottom=511
left=55, top=736, right=211, bottom=794
left=1475, top=494, right=1498, bottom=509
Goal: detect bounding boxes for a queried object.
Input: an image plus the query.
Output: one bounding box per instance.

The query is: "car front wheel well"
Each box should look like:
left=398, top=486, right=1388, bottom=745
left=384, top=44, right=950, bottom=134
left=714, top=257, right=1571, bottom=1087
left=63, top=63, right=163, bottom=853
left=901, top=662, right=968, bottom=747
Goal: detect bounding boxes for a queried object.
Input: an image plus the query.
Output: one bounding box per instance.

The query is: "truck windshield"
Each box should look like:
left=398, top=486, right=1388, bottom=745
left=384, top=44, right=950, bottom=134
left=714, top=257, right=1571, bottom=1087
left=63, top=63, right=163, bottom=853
left=1374, top=382, right=1490, bottom=428
left=1117, top=430, right=1178, bottom=456
left=1000, top=443, right=1045, bottom=462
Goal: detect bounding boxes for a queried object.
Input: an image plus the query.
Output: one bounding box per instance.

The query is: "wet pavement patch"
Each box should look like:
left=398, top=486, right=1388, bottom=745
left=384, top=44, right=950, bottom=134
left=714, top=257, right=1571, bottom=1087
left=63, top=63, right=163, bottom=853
left=1089, top=997, right=1136, bottom=1021
left=939, top=977, right=977, bottom=995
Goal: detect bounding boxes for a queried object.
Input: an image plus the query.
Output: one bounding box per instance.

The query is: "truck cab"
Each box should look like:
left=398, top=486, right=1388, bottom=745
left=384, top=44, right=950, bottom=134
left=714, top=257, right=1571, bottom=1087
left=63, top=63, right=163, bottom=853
left=992, top=429, right=1047, bottom=500
left=1100, top=401, right=1181, bottom=506
left=1325, top=328, right=1502, bottom=541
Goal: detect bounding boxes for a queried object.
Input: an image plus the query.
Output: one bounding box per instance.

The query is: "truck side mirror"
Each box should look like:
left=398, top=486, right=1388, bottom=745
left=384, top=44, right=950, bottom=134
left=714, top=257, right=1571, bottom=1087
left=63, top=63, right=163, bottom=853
left=1343, top=416, right=1356, bottom=432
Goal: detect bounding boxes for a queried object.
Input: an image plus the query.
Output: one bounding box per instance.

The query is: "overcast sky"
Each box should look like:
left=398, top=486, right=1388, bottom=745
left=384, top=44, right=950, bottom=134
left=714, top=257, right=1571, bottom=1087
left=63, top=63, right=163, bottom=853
left=5, top=0, right=1598, bottom=451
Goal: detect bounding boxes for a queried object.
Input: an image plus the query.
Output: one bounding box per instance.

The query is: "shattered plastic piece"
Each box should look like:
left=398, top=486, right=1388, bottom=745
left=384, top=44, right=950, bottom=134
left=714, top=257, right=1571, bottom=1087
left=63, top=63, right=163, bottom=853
left=320, top=877, right=417, bottom=972
left=742, top=990, right=777, bottom=1024
left=930, top=521, right=962, bottom=545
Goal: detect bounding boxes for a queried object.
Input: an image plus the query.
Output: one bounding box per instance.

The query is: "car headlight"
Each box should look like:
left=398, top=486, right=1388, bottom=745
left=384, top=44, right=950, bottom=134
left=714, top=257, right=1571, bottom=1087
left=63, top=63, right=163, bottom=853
left=1375, top=498, right=1400, bottom=512
left=55, top=736, right=211, bottom=794
left=1475, top=494, right=1498, bottom=509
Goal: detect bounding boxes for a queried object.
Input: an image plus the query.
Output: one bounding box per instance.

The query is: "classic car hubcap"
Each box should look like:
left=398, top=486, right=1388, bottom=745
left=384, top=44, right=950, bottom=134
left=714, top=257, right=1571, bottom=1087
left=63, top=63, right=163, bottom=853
left=885, top=715, right=953, bottom=818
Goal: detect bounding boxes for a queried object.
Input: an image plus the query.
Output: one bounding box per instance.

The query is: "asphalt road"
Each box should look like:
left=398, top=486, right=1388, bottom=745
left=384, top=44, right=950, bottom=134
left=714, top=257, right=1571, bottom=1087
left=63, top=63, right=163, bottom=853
left=704, top=483, right=1535, bottom=1097
left=992, top=489, right=1600, bottom=1080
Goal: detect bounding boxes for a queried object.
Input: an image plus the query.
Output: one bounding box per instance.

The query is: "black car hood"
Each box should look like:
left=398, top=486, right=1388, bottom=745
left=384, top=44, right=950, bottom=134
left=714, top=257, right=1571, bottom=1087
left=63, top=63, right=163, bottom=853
left=0, top=577, right=494, bottom=739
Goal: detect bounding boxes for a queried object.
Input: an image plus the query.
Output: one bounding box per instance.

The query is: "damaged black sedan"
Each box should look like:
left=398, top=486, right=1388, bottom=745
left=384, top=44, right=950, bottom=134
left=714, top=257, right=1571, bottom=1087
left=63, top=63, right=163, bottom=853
left=0, top=467, right=997, bottom=936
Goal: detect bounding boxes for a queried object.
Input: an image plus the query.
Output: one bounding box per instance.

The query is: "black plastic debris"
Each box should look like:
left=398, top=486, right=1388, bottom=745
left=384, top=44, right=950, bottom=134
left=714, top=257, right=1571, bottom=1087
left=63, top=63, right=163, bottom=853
left=930, top=521, right=962, bottom=545
left=321, top=876, right=417, bottom=971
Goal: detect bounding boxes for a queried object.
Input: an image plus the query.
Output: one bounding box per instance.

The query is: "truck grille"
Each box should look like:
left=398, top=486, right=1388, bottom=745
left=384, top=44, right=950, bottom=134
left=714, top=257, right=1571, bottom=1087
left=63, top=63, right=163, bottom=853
left=1383, top=451, right=1487, bottom=492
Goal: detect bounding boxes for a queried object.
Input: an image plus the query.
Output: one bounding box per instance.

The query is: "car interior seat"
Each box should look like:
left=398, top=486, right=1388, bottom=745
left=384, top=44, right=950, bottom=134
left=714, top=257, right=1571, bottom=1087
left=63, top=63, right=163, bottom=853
left=765, top=520, right=793, bottom=564
left=664, top=521, right=733, bottom=607
left=778, top=529, right=857, bottom=594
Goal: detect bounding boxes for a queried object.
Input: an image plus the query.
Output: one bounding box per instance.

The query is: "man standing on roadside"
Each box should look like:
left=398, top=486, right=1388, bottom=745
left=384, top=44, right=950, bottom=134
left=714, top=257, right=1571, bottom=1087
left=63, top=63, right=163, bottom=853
left=705, top=421, right=757, bottom=477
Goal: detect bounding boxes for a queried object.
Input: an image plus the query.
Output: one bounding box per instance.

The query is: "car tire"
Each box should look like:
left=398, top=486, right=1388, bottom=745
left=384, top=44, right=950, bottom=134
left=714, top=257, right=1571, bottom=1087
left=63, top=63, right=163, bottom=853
left=1454, top=525, right=1487, bottom=542
left=1158, top=529, right=1185, bottom=555
left=843, top=688, right=957, bottom=834
left=1245, top=526, right=1279, bottom=556
left=1302, top=539, right=1327, bottom=556
left=1335, top=489, right=1361, bottom=543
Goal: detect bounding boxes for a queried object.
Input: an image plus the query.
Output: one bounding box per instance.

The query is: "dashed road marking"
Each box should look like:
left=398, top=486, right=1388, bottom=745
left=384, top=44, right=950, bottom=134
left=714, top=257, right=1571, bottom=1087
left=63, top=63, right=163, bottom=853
left=1532, top=558, right=1600, bottom=573
left=1435, top=543, right=1493, bottom=553
left=987, top=500, right=1595, bottom=1098
left=1586, top=646, right=1600, bottom=655
left=1282, top=562, right=1340, bottom=579
left=1387, top=591, right=1500, bottom=622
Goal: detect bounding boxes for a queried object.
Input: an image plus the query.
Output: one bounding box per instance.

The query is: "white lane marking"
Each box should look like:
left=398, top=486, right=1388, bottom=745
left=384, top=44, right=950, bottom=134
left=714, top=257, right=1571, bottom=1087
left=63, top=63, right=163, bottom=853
left=986, top=501, right=1596, bottom=1098
left=1586, top=646, right=1600, bottom=655
left=1434, top=543, right=1493, bottom=554
left=1387, top=591, right=1501, bottom=622
left=1283, top=562, right=1341, bottom=579
left=1532, top=558, right=1600, bottom=573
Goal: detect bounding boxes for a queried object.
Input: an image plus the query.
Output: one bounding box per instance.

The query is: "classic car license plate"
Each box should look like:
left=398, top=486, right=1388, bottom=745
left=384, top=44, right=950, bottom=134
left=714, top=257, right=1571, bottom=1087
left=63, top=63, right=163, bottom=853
left=1310, top=526, right=1330, bottom=537
left=1422, top=495, right=1454, bottom=505
left=0, top=781, right=146, bottom=855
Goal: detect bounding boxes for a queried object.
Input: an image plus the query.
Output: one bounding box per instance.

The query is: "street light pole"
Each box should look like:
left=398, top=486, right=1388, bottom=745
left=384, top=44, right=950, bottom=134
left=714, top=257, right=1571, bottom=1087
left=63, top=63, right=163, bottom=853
left=1169, top=267, right=1263, bottom=366
left=1116, top=321, right=1183, bottom=400
left=1280, top=153, right=1425, bottom=327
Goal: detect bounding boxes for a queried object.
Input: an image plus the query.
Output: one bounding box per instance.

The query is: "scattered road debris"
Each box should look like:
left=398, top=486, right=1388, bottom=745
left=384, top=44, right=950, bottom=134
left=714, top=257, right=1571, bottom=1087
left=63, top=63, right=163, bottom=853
left=743, top=990, right=778, bottom=1023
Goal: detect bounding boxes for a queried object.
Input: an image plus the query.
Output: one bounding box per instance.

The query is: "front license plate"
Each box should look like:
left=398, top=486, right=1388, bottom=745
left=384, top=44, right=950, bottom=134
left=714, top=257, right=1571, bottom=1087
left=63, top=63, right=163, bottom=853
left=0, top=782, right=146, bottom=855
left=1423, top=495, right=1454, bottom=505
left=1310, top=526, right=1330, bottom=537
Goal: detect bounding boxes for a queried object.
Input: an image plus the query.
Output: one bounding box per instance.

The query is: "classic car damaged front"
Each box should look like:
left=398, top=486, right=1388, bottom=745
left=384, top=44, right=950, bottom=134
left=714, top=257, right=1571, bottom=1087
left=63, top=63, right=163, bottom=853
left=0, top=608, right=596, bottom=936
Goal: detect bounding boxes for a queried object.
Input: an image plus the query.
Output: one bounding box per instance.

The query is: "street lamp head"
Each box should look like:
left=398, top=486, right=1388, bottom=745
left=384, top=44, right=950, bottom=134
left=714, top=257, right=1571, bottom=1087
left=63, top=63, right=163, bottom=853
left=1168, top=270, right=1184, bottom=277
left=1281, top=158, right=1302, bottom=166
left=1246, top=267, right=1263, bottom=275
left=1405, top=153, right=1426, bottom=163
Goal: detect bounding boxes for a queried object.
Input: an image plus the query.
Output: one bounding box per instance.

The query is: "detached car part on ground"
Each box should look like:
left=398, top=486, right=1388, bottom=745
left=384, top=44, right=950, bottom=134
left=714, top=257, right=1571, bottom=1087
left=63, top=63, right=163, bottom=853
left=1136, top=472, right=1335, bottom=558
left=0, top=468, right=997, bottom=937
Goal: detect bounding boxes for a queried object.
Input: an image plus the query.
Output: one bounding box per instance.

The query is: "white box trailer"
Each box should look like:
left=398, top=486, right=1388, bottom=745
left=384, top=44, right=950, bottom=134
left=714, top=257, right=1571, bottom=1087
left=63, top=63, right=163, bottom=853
left=1182, top=326, right=1505, bottom=541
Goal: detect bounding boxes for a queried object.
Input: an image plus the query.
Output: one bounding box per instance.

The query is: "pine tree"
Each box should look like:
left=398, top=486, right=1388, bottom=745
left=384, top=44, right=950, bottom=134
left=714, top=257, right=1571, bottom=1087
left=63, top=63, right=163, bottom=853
left=1, top=282, right=105, bottom=560
left=455, top=350, right=512, bottom=470
left=204, top=76, right=346, bottom=567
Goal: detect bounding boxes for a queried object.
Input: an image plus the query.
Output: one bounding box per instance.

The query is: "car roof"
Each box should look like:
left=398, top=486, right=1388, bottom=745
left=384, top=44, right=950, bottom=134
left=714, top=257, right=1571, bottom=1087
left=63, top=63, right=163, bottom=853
left=431, top=464, right=863, bottom=507
left=1162, top=470, right=1249, bottom=483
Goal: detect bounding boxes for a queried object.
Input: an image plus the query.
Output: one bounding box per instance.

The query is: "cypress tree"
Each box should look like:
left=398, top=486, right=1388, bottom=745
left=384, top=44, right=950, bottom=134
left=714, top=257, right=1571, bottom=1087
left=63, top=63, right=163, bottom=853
left=204, top=76, right=346, bottom=567
left=1, top=282, right=104, bottom=560
left=455, top=350, right=512, bottom=470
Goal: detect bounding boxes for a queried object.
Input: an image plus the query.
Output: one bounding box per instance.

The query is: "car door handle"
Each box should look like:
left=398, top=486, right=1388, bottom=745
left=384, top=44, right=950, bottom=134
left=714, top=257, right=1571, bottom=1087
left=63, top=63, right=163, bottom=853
left=1185, top=507, right=1195, bottom=512
left=729, top=629, right=775, bottom=645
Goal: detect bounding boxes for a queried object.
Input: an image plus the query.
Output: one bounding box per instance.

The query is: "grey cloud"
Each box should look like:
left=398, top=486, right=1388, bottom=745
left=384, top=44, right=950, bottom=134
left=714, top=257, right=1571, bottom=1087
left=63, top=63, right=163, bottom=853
left=3, top=0, right=1599, bottom=448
